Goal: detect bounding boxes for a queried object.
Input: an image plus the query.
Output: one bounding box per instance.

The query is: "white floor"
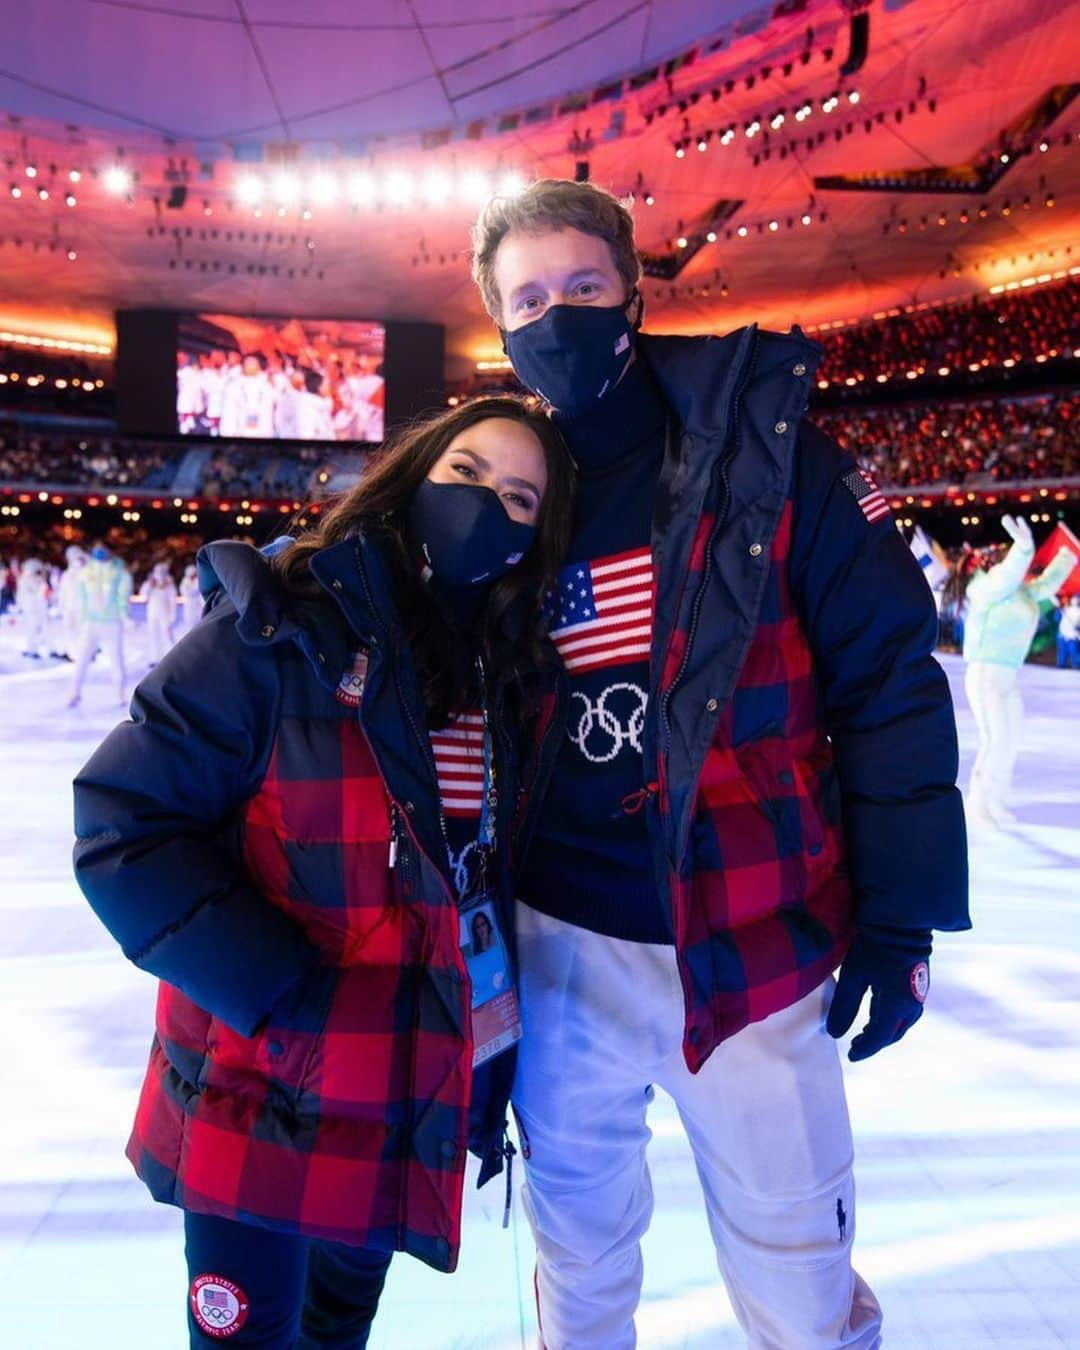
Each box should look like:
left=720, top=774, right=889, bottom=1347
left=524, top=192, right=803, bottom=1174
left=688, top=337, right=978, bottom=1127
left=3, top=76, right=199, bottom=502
left=1, top=614, right=1078, bottom=1349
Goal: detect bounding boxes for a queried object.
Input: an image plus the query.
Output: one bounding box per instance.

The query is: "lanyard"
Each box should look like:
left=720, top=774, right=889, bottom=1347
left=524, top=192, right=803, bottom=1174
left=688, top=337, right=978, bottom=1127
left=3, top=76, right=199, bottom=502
left=435, top=656, right=497, bottom=898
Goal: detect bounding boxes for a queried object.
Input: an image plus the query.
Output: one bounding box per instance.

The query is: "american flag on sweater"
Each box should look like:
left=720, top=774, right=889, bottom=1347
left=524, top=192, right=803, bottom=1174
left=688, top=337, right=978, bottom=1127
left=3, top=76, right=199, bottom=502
left=842, top=467, right=892, bottom=525
left=550, top=547, right=654, bottom=674
left=430, top=712, right=485, bottom=818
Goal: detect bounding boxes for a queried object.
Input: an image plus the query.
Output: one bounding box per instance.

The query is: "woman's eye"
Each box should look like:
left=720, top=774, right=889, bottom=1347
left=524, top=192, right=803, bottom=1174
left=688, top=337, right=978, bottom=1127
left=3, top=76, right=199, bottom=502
left=574, top=283, right=598, bottom=298
left=451, top=463, right=477, bottom=479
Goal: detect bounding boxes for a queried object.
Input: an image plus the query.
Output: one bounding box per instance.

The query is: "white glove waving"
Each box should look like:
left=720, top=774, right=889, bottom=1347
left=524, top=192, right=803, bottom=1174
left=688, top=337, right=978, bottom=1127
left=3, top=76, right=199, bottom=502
left=1001, top=514, right=1034, bottom=550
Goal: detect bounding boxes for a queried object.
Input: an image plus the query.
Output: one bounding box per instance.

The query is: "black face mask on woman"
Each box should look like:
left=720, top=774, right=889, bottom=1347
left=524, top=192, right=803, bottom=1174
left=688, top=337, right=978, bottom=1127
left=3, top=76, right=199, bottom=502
left=407, top=479, right=536, bottom=589
left=502, top=292, right=643, bottom=416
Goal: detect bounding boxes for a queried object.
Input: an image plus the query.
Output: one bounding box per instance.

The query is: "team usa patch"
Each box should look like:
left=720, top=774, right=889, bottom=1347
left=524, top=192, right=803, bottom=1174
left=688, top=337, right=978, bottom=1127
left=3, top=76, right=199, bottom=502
left=841, top=468, right=892, bottom=525
left=909, top=960, right=930, bottom=1003
left=189, top=1273, right=251, bottom=1338
left=334, top=649, right=368, bottom=707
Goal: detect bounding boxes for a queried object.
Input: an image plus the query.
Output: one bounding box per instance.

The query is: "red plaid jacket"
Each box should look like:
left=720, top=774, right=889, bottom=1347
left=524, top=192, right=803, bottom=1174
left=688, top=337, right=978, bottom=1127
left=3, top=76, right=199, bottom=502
left=74, top=534, right=523, bottom=1270
left=520, top=327, right=969, bottom=1072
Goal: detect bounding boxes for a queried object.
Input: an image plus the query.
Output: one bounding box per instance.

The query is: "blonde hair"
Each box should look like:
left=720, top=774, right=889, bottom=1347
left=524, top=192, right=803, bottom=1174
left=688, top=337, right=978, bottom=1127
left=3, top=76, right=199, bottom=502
left=471, top=178, right=642, bottom=323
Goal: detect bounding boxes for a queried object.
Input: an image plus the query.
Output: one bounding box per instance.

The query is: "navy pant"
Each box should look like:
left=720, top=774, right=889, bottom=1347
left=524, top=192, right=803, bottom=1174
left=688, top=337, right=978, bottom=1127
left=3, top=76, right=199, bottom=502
left=184, top=1211, right=392, bottom=1348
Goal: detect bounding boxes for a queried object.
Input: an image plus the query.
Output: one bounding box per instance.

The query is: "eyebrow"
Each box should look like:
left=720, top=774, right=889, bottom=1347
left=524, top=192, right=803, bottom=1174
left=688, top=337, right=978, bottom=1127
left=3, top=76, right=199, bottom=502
left=450, top=446, right=541, bottom=500
left=508, top=268, right=608, bottom=309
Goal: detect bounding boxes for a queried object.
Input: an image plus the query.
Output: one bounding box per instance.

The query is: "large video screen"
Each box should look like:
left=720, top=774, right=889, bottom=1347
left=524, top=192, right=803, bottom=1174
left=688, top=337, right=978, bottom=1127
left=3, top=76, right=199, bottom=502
left=177, top=313, right=385, bottom=442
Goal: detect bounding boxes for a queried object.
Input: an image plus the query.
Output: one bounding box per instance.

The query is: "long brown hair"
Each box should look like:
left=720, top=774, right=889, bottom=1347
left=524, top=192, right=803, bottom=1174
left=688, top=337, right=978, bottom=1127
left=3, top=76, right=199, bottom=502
left=273, top=396, right=576, bottom=726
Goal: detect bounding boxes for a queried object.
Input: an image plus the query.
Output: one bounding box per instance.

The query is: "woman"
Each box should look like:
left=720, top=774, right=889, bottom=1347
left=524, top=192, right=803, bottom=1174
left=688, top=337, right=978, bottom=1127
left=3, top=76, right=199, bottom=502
left=73, top=396, right=574, bottom=1348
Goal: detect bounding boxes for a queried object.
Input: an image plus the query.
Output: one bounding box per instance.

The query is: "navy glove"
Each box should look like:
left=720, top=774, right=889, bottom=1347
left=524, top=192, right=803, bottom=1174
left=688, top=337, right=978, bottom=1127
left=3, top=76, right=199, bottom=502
left=826, top=926, right=932, bottom=1062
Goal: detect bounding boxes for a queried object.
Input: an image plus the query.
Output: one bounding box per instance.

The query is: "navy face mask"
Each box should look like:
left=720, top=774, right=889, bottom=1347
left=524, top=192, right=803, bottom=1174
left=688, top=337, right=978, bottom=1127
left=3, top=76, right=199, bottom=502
left=407, top=479, right=537, bottom=589
left=503, top=293, right=642, bottom=415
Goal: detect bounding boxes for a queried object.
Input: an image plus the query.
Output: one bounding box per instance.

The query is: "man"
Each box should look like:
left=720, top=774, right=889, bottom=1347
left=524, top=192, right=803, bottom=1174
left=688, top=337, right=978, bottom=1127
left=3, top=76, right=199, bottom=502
left=470, top=180, right=969, bottom=1348
left=220, top=352, right=275, bottom=438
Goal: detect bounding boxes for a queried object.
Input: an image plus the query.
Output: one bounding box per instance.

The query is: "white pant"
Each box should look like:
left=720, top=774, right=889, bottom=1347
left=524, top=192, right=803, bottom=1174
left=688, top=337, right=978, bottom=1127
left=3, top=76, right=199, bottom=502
left=146, top=610, right=174, bottom=664
left=61, top=609, right=86, bottom=660
left=20, top=600, right=49, bottom=656
left=513, top=902, right=881, bottom=1350
left=70, top=620, right=126, bottom=701
left=965, top=661, right=1022, bottom=818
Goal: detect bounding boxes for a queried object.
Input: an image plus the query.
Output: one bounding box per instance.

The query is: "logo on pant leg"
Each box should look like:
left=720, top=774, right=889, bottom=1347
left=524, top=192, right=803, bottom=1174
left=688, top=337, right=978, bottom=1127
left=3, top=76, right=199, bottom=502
left=190, top=1273, right=251, bottom=1338
left=836, top=1197, right=847, bottom=1243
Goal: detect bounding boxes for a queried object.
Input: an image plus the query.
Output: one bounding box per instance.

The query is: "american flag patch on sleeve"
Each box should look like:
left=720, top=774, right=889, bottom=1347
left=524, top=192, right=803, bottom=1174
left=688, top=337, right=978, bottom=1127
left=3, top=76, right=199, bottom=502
left=841, top=468, right=892, bottom=524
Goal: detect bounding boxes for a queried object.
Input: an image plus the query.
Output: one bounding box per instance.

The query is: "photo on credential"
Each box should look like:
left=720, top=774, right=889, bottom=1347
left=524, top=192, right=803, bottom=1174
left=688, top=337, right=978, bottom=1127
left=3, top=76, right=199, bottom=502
left=461, top=901, right=508, bottom=1010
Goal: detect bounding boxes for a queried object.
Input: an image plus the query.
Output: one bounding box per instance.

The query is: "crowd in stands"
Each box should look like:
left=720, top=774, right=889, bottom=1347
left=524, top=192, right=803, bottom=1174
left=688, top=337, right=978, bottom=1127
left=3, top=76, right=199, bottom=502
left=813, top=392, right=1079, bottom=488
left=0, top=427, right=183, bottom=489
left=198, top=443, right=324, bottom=501
left=813, top=276, right=1079, bottom=386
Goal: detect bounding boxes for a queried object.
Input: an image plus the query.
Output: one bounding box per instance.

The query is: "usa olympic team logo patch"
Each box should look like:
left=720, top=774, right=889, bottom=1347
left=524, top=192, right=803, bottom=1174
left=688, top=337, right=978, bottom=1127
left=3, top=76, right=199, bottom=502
left=335, top=650, right=368, bottom=707
left=190, top=1273, right=250, bottom=1337
left=910, top=961, right=930, bottom=1004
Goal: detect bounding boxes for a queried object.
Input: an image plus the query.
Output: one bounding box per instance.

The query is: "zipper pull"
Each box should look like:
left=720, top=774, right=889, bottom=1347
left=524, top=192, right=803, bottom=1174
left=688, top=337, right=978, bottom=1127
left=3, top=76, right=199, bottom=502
left=502, top=1134, right=517, bottom=1230
left=619, top=781, right=659, bottom=817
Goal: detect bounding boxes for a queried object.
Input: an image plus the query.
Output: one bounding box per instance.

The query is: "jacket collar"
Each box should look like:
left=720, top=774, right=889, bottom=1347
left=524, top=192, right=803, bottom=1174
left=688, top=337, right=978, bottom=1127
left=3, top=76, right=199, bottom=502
left=637, top=324, right=823, bottom=440
left=196, top=535, right=391, bottom=689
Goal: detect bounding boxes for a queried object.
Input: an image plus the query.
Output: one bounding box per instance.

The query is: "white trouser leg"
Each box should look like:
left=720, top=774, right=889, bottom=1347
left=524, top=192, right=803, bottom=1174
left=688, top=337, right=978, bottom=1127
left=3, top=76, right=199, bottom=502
left=147, top=613, right=171, bottom=663
left=994, top=670, right=1023, bottom=812
left=69, top=621, right=126, bottom=701
left=62, top=613, right=85, bottom=659
left=513, top=903, right=880, bottom=1349
left=513, top=902, right=672, bottom=1350
left=23, top=605, right=48, bottom=656
left=102, top=620, right=126, bottom=697
left=965, top=662, right=992, bottom=814
left=69, top=624, right=101, bottom=701
left=658, top=980, right=881, bottom=1349
left=965, top=662, right=1021, bottom=816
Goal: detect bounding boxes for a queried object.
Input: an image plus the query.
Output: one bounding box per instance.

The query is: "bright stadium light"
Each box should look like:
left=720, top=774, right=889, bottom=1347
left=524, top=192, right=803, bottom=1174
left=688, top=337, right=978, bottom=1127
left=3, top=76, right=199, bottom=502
left=235, top=174, right=263, bottom=205
left=460, top=169, right=491, bottom=204
left=496, top=170, right=526, bottom=197
left=347, top=172, right=376, bottom=206
left=272, top=172, right=300, bottom=205
left=103, top=165, right=132, bottom=195
left=308, top=173, right=338, bottom=207
left=383, top=170, right=414, bottom=206
left=421, top=170, right=453, bottom=206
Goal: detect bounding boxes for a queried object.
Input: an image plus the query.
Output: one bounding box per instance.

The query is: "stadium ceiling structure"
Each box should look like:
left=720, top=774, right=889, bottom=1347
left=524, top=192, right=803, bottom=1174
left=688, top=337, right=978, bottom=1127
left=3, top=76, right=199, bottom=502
left=0, top=0, right=1077, bottom=372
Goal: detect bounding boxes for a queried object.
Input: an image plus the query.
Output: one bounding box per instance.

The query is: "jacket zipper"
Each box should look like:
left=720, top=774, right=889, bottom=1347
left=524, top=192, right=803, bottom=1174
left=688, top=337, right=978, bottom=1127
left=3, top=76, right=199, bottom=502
left=351, top=548, right=471, bottom=1259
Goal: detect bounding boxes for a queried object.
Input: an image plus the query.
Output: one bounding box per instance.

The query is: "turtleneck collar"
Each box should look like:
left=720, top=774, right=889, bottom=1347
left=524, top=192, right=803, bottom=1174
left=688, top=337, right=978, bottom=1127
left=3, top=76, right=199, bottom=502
left=551, top=355, right=667, bottom=477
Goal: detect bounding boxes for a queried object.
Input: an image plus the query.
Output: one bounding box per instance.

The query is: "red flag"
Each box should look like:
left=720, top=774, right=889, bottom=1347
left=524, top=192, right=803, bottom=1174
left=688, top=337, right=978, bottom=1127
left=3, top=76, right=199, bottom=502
left=1031, top=523, right=1080, bottom=597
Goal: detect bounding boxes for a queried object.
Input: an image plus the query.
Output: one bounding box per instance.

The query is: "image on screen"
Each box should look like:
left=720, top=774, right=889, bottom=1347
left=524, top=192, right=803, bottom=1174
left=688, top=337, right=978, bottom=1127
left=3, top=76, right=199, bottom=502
left=177, top=313, right=386, bottom=442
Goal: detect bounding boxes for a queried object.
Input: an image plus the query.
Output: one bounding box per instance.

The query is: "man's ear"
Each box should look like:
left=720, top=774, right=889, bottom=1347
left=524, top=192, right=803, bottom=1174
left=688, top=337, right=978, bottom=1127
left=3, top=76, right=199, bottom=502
left=626, top=288, right=645, bottom=331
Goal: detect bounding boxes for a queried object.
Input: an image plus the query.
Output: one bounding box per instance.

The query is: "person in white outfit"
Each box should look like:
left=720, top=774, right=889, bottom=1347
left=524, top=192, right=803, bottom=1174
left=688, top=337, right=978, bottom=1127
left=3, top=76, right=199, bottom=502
left=177, top=352, right=205, bottom=434
left=142, top=560, right=178, bottom=665
left=57, top=545, right=89, bottom=660
left=16, top=557, right=50, bottom=658
left=962, top=515, right=1076, bottom=826
left=68, top=544, right=133, bottom=707
left=219, top=354, right=275, bottom=438
left=178, top=562, right=202, bottom=636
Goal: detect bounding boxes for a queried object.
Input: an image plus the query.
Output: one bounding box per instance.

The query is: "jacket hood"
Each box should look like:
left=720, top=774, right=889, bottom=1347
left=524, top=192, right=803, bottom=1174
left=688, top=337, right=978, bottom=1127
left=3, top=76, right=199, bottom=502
left=196, top=537, right=372, bottom=688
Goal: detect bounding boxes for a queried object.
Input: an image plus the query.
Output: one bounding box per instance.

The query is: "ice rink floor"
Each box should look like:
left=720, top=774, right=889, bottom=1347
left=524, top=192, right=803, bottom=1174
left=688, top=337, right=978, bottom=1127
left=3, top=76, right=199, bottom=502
left=1, top=621, right=1078, bottom=1349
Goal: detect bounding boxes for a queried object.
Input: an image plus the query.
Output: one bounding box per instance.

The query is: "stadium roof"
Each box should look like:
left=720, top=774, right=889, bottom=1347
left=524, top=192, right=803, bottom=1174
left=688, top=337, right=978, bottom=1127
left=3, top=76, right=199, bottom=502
left=0, top=0, right=1077, bottom=372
